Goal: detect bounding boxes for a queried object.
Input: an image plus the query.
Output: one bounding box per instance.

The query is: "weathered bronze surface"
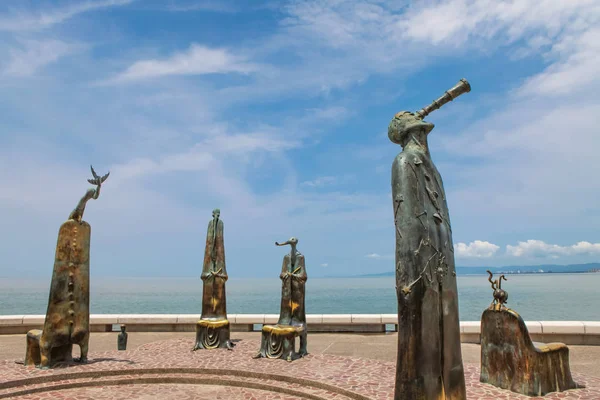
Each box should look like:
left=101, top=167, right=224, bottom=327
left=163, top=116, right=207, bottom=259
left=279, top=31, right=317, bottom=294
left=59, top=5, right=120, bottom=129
left=390, top=80, right=470, bottom=399
left=117, top=325, right=127, bottom=351
left=486, top=270, right=508, bottom=311
left=193, top=209, right=234, bottom=350
left=415, top=78, right=471, bottom=119
left=254, top=237, right=308, bottom=362
left=480, top=280, right=581, bottom=396
left=25, top=166, right=109, bottom=369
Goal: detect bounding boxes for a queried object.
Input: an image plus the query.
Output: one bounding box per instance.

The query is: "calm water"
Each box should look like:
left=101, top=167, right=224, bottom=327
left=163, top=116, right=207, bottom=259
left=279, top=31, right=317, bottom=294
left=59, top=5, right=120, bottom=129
left=1, top=274, right=599, bottom=321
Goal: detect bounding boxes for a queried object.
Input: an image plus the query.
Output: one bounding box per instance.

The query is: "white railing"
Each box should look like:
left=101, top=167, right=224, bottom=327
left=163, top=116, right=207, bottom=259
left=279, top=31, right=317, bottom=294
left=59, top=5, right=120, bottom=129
left=1, top=315, right=599, bottom=344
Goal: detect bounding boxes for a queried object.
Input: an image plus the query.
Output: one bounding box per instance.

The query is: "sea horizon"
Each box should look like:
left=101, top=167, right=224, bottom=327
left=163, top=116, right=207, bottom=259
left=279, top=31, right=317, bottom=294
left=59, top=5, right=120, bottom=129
left=1, top=273, right=599, bottom=321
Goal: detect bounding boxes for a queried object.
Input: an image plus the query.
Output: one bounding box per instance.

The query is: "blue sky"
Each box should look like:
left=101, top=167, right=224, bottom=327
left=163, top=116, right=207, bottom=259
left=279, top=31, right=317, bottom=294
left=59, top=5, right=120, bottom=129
left=1, top=0, right=599, bottom=278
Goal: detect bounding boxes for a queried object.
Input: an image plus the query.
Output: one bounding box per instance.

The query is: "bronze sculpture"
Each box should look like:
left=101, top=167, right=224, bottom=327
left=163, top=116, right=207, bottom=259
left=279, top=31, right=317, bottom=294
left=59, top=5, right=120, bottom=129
left=254, top=237, right=307, bottom=362
left=389, top=80, right=470, bottom=399
left=486, top=270, right=508, bottom=310
left=480, top=276, right=580, bottom=396
left=193, top=209, right=234, bottom=350
left=117, top=325, right=128, bottom=351
left=25, top=166, right=109, bottom=368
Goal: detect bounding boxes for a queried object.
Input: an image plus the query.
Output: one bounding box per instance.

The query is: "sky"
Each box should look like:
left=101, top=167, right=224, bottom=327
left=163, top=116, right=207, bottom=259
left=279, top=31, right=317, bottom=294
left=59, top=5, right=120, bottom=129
left=1, top=0, right=599, bottom=278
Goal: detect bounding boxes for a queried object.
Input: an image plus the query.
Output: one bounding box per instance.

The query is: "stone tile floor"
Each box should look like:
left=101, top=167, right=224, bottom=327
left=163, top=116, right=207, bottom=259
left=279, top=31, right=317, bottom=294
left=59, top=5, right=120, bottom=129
left=0, top=337, right=598, bottom=399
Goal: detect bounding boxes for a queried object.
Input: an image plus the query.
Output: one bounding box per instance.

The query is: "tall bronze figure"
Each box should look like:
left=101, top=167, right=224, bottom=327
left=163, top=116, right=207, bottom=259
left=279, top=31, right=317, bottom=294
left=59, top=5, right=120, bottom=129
left=254, top=237, right=307, bottom=362
left=193, top=209, right=234, bottom=350
left=25, top=166, right=109, bottom=368
left=389, top=80, right=470, bottom=399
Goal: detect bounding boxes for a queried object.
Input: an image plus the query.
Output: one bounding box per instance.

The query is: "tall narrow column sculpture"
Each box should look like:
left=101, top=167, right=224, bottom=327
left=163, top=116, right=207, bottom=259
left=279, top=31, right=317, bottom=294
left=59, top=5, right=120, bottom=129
left=254, top=237, right=307, bottom=362
left=193, top=209, right=233, bottom=350
left=389, top=80, right=470, bottom=399
left=25, top=166, right=109, bottom=368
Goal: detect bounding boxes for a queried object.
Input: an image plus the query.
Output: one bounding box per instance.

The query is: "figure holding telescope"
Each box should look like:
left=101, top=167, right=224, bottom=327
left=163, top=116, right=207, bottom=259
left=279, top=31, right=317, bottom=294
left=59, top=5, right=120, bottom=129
left=389, top=79, right=470, bottom=399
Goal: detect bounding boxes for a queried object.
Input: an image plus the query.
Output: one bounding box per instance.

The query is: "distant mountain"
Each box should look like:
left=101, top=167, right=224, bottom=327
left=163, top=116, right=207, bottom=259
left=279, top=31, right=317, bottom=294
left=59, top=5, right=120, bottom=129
left=353, top=263, right=600, bottom=278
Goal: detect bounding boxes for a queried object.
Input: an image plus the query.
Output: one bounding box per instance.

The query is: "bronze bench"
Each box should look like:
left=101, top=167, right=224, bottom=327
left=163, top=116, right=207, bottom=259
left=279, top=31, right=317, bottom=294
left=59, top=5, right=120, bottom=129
left=480, top=308, right=580, bottom=396
left=256, top=323, right=306, bottom=362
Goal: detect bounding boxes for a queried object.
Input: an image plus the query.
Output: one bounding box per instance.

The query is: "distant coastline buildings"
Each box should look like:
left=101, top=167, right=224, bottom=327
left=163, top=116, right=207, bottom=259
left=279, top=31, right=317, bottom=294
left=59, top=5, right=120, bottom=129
left=496, top=268, right=600, bottom=274
left=496, top=269, right=546, bottom=274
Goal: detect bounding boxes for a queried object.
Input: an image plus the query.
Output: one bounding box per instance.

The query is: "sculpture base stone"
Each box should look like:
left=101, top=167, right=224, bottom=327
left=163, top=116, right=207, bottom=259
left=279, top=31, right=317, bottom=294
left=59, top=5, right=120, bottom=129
left=25, top=329, right=73, bottom=368
left=480, top=308, right=580, bottom=396
left=193, top=319, right=231, bottom=350
left=24, top=330, right=42, bottom=366
left=255, top=324, right=306, bottom=362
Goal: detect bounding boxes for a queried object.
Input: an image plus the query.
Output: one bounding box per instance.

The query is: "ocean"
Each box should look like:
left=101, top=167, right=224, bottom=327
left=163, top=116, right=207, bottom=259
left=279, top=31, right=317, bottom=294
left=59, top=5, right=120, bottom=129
left=1, top=273, right=599, bottom=321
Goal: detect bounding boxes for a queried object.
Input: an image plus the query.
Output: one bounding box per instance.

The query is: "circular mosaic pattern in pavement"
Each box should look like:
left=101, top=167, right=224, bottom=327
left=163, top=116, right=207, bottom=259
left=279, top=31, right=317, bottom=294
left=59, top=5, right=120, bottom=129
left=0, top=338, right=598, bottom=399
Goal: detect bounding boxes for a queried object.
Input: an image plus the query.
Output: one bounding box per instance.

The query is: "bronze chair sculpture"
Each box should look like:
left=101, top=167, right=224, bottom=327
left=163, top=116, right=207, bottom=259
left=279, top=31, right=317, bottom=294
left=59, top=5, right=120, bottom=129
left=480, top=272, right=580, bottom=396
left=193, top=209, right=234, bottom=350
left=254, top=237, right=307, bottom=362
left=25, top=166, right=109, bottom=368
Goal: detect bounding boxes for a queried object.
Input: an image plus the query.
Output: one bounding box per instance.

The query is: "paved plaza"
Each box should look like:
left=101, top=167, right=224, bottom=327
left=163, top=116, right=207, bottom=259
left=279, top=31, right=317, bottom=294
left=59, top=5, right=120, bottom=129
left=1, top=332, right=599, bottom=399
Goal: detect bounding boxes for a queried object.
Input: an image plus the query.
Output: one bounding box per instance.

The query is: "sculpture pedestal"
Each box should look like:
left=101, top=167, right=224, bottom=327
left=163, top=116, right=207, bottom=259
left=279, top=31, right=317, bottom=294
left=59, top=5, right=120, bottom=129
left=24, top=330, right=43, bottom=367
left=25, top=329, right=73, bottom=368
left=25, top=219, right=91, bottom=369
left=480, top=308, right=580, bottom=396
left=255, top=324, right=306, bottom=362
left=193, top=319, right=231, bottom=350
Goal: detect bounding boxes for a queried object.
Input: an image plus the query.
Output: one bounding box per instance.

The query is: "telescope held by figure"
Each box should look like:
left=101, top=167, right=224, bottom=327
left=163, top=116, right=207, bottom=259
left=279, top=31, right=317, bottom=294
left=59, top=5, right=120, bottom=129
left=415, top=78, right=471, bottom=119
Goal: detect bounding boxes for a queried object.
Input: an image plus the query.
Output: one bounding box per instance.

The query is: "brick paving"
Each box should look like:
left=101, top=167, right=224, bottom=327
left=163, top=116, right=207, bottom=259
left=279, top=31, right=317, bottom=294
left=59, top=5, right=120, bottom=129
left=0, top=337, right=598, bottom=399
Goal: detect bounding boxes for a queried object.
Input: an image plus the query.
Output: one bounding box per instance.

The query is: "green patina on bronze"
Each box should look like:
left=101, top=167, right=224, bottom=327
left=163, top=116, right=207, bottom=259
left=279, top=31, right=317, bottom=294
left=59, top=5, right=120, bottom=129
left=193, top=209, right=234, bottom=350
left=390, top=80, right=470, bottom=400
left=254, top=237, right=308, bottom=362
left=25, top=166, right=109, bottom=369
left=480, top=275, right=581, bottom=396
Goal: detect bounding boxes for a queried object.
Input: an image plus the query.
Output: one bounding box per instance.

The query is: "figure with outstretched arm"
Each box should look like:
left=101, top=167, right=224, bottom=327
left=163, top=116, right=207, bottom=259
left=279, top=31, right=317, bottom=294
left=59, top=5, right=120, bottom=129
left=68, top=166, right=109, bottom=222
left=25, top=165, right=109, bottom=369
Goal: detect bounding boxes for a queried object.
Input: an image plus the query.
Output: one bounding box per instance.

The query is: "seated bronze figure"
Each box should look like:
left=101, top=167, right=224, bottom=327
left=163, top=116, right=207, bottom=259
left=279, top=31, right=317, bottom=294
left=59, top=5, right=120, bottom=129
left=480, top=272, right=581, bottom=396
left=25, top=166, right=108, bottom=368
left=254, top=237, right=307, bottom=362
left=193, top=209, right=234, bottom=350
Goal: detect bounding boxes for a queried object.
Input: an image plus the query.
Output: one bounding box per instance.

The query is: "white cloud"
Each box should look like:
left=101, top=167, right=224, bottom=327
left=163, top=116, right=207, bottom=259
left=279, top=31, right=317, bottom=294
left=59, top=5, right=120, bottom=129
left=517, top=27, right=600, bottom=97
left=366, top=253, right=382, bottom=259
left=506, top=240, right=600, bottom=258
left=3, top=39, right=78, bottom=77
left=301, top=174, right=356, bottom=188
left=365, top=253, right=393, bottom=260
left=107, top=130, right=298, bottom=186
left=420, top=1, right=600, bottom=243
left=454, top=240, right=500, bottom=258
left=262, top=0, right=600, bottom=98
left=301, top=176, right=337, bottom=187
left=0, top=0, right=134, bottom=32
left=394, top=0, right=597, bottom=47
left=110, top=44, right=258, bottom=83
left=321, top=263, right=328, bottom=267
left=3, top=0, right=600, bottom=277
